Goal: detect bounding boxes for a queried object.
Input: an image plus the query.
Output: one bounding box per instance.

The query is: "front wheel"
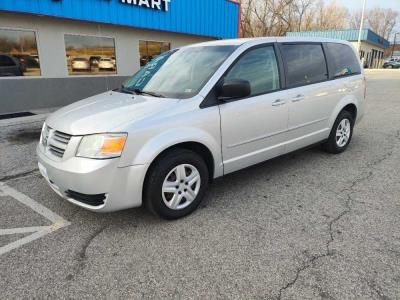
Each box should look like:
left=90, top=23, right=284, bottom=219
left=322, top=110, right=354, bottom=154
left=144, top=149, right=209, bottom=219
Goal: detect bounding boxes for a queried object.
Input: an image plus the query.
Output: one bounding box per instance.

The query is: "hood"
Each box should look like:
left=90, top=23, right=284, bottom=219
left=45, top=91, right=179, bottom=135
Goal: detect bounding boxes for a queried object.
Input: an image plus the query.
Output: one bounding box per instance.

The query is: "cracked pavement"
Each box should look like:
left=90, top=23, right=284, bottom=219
left=1, top=71, right=400, bottom=299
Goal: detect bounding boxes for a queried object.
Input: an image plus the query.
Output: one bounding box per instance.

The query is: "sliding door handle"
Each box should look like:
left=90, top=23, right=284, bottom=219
left=291, top=94, right=305, bottom=102
left=272, top=99, right=286, bottom=107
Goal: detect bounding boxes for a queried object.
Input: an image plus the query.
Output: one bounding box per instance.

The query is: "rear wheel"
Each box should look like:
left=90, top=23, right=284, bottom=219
left=144, top=149, right=209, bottom=219
left=323, top=110, right=354, bottom=154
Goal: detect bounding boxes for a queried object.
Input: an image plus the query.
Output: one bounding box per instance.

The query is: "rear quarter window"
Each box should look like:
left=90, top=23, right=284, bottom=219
left=325, top=43, right=361, bottom=78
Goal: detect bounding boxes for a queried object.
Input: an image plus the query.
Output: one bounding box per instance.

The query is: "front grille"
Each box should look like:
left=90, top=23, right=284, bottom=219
left=53, top=131, right=72, bottom=145
left=49, top=144, right=65, bottom=158
left=42, top=126, right=72, bottom=159
left=65, top=190, right=106, bottom=206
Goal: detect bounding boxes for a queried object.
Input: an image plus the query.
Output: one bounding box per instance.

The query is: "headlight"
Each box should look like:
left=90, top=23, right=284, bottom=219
left=76, top=133, right=127, bottom=159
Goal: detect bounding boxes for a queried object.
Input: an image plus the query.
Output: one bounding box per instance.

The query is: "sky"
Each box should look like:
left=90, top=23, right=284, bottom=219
left=335, top=0, right=400, bottom=12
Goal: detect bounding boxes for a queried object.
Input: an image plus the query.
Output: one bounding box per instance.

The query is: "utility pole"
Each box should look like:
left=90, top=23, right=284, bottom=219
left=391, top=33, right=399, bottom=58
left=357, top=0, right=367, bottom=55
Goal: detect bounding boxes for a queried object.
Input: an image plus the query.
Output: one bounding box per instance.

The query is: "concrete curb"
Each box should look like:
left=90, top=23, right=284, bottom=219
left=365, top=69, right=400, bottom=73
left=0, top=113, right=49, bottom=128
left=0, top=107, right=60, bottom=128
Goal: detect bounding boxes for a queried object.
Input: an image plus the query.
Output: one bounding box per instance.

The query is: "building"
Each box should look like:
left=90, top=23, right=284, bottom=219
left=0, top=0, right=240, bottom=115
left=287, top=29, right=390, bottom=69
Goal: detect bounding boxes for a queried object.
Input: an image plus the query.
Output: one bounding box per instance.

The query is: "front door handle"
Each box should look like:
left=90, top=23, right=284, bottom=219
left=272, top=99, right=286, bottom=107
left=291, top=94, right=305, bottom=102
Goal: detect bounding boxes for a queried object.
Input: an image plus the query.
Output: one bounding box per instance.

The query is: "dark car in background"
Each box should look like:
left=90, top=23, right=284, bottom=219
left=0, top=54, right=24, bottom=76
left=89, top=56, right=102, bottom=68
left=140, top=55, right=153, bottom=67
left=13, top=54, right=40, bottom=71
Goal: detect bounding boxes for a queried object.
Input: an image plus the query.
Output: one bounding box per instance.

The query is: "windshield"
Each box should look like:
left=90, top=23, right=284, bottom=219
left=123, top=45, right=237, bottom=99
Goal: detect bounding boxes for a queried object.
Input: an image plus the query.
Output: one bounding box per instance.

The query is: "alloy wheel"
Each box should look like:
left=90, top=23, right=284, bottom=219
left=161, top=164, right=201, bottom=210
left=336, top=118, right=351, bottom=147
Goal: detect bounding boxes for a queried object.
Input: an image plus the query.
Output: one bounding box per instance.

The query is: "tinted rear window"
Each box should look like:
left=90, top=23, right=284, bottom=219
left=325, top=43, right=361, bottom=78
left=281, top=44, right=328, bottom=88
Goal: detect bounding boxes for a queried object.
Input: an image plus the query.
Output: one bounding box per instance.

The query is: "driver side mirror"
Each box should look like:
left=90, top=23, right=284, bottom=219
left=217, top=79, right=251, bottom=101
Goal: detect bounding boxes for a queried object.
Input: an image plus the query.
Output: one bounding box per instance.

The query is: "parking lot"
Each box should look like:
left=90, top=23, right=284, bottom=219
left=1, top=71, right=400, bottom=299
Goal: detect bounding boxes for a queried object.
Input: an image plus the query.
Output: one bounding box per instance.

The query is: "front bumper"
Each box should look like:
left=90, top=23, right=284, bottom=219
left=37, top=144, right=147, bottom=212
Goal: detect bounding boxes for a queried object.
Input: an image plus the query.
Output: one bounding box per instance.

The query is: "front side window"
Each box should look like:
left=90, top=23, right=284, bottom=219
left=64, top=34, right=117, bottom=76
left=225, top=46, right=280, bottom=96
left=139, top=40, right=171, bottom=67
left=281, top=43, right=328, bottom=88
left=325, top=43, right=361, bottom=78
left=123, top=45, right=237, bottom=99
left=0, top=28, right=41, bottom=76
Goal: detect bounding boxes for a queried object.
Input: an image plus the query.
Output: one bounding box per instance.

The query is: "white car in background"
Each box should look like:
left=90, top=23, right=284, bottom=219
left=98, top=58, right=115, bottom=71
left=71, top=57, right=90, bottom=72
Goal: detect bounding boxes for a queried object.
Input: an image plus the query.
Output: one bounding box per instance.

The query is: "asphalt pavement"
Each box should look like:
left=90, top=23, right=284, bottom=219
left=1, top=70, right=400, bottom=299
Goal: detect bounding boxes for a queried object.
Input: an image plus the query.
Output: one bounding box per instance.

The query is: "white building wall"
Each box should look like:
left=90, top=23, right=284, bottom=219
left=0, top=11, right=213, bottom=113
left=0, top=11, right=211, bottom=78
left=350, top=41, right=385, bottom=69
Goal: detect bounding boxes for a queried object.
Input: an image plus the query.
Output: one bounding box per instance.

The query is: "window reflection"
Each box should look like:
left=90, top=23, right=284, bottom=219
left=281, top=44, right=328, bottom=87
left=0, top=28, right=41, bottom=77
left=225, top=46, right=280, bottom=96
left=139, top=40, right=171, bottom=67
left=64, top=34, right=117, bottom=75
left=325, top=43, right=361, bottom=77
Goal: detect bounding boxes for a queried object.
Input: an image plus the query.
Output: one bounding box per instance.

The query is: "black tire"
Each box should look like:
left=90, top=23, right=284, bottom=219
left=322, top=110, right=354, bottom=154
left=143, top=148, right=209, bottom=220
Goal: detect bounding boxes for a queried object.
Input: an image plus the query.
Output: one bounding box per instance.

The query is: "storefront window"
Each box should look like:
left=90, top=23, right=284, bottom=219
left=64, top=34, right=117, bottom=75
left=0, top=28, right=41, bottom=77
left=139, top=40, right=171, bottom=67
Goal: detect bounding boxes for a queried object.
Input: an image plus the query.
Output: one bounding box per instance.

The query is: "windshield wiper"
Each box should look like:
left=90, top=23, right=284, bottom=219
left=116, top=85, right=137, bottom=95
left=116, top=86, right=166, bottom=98
left=132, top=88, right=166, bottom=98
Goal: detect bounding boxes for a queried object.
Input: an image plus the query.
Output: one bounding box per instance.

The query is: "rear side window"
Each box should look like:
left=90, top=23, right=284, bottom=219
left=280, top=44, right=328, bottom=88
left=225, top=46, right=280, bottom=96
left=325, top=43, right=361, bottom=78
left=0, top=55, right=16, bottom=67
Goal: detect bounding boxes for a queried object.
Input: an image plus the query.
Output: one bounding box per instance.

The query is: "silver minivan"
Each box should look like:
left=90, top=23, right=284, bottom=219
left=37, top=37, right=365, bottom=219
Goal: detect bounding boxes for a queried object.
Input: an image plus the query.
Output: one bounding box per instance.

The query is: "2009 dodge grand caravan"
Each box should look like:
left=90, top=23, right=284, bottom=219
left=37, top=37, right=365, bottom=219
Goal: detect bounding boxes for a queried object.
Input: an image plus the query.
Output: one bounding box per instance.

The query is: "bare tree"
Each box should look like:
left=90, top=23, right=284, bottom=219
left=240, top=0, right=256, bottom=37
left=350, top=7, right=399, bottom=40
left=293, top=0, right=314, bottom=31
left=240, top=0, right=350, bottom=38
left=312, top=0, right=349, bottom=31
left=240, top=0, right=400, bottom=39
left=240, top=0, right=298, bottom=37
left=349, top=10, right=362, bottom=30
left=367, top=7, right=398, bottom=40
